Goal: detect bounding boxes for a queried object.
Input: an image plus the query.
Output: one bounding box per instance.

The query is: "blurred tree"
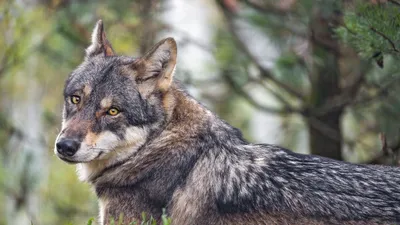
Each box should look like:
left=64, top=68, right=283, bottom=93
left=215, top=0, right=400, bottom=163
left=1, top=0, right=400, bottom=224
left=1, top=1, right=49, bottom=224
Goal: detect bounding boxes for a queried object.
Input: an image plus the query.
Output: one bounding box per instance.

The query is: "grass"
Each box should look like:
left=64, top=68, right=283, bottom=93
left=85, top=210, right=172, bottom=225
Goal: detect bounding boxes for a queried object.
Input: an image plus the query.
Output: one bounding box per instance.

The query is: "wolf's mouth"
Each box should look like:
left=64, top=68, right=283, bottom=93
left=58, top=156, right=81, bottom=164
left=57, top=151, right=104, bottom=164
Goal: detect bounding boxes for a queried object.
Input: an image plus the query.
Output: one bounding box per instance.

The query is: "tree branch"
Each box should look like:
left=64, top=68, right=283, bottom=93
left=222, top=69, right=345, bottom=143
left=311, top=76, right=400, bottom=116
left=217, top=0, right=307, bottom=102
left=248, top=77, right=295, bottom=109
left=370, top=27, right=399, bottom=53
left=222, top=71, right=296, bottom=114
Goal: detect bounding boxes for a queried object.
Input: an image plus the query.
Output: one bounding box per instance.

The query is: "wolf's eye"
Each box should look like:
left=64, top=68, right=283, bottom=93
left=107, top=107, right=120, bottom=116
left=71, top=95, right=81, bottom=104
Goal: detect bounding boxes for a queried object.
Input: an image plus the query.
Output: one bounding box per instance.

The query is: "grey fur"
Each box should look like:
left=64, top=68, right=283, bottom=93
left=55, top=21, right=400, bottom=225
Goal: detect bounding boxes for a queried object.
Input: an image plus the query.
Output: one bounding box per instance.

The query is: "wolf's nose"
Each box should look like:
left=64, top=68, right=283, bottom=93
left=56, top=139, right=80, bottom=157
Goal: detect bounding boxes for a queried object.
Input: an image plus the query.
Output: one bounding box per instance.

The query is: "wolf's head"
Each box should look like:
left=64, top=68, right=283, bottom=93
left=54, top=20, right=177, bottom=168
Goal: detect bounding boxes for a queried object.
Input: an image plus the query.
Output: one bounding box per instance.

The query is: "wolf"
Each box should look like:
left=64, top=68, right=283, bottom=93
left=54, top=20, right=400, bottom=225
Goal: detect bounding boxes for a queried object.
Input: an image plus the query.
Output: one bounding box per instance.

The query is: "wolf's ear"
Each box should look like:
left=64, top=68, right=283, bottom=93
left=85, top=20, right=115, bottom=57
left=134, top=38, right=177, bottom=93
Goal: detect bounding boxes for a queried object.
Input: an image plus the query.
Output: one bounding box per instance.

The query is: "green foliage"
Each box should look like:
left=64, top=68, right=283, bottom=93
left=161, top=209, right=172, bottom=225
left=337, top=2, right=400, bottom=59
left=337, top=2, right=400, bottom=159
left=213, top=28, right=254, bottom=140
left=97, top=211, right=171, bottom=225
left=274, top=52, right=309, bottom=93
left=39, top=157, right=97, bottom=224
left=86, top=218, right=94, bottom=225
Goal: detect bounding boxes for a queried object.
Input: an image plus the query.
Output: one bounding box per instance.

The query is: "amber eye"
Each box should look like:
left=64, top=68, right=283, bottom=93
left=107, top=107, right=120, bottom=116
left=71, top=95, right=81, bottom=104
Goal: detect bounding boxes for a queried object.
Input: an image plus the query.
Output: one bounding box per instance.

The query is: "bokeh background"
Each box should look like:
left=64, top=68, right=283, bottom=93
left=1, top=0, right=400, bottom=224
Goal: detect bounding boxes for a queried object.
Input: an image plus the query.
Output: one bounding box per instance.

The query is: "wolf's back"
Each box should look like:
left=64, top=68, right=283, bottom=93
left=173, top=140, right=400, bottom=224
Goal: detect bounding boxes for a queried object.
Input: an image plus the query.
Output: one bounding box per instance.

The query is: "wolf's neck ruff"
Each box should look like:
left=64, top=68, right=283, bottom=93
left=55, top=20, right=400, bottom=225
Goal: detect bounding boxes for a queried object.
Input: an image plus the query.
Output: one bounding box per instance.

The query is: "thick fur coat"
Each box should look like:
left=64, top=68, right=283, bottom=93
left=54, top=20, right=400, bottom=225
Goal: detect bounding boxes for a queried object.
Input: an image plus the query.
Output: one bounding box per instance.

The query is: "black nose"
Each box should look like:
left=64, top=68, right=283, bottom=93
left=56, top=139, right=80, bottom=157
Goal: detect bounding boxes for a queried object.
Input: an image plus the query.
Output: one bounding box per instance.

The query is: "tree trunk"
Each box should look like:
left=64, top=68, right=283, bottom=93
left=309, top=111, right=343, bottom=160
left=4, top=57, right=45, bottom=225
left=138, top=0, right=160, bottom=55
left=308, top=5, right=344, bottom=160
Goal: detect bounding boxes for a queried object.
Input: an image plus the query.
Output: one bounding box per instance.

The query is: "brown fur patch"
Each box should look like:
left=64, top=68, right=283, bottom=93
left=85, top=131, right=100, bottom=146
left=166, top=87, right=210, bottom=132
left=162, top=89, right=176, bottom=118
left=101, top=27, right=115, bottom=57
left=138, top=82, right=157, bottom=98
left=95, top=111, right=104, bottom=119
left=154, top=39, right=177, bottom=92
left=83, top=85, right=92, bottom=96
left=63, top=118, right=90, bottom=138
left=104, top=44, right=114, bottom=57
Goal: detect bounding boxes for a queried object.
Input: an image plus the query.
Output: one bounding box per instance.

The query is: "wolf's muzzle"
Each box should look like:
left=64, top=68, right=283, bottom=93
left=56, top=138, right=80, bottom=157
